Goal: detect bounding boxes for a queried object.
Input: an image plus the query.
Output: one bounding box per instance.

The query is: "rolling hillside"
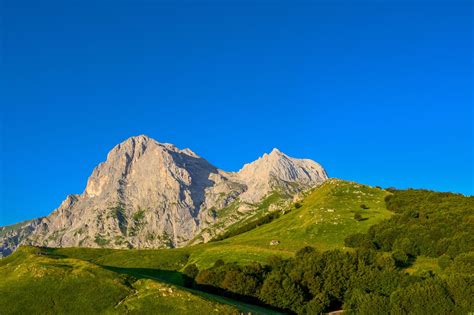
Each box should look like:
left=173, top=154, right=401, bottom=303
left=0, top=179, right=391, bottom=314
left=1, top=180, right=472, bottom=314
left=0, top=247, right=277, bottom=315
left=186, top=179, right=392, bottom=267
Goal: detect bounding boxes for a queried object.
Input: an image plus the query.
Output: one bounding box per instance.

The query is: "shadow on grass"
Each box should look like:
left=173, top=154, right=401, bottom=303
left=100, top=265, right=285, bottom=315
left=101, top=265, right=185, bottom=286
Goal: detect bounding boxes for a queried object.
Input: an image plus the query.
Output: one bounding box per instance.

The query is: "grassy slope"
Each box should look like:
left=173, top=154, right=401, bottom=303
left=186, top=179, right=392, bottom=267
left=0, top=247, right=281, bottom=315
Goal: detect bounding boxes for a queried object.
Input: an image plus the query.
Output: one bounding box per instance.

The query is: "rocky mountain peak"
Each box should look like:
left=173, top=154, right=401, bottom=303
left=1, top=136, right=328, bottom=254
left=236, top=149, right=328, bottom=202
left=269, top=147, right=283, bottom=156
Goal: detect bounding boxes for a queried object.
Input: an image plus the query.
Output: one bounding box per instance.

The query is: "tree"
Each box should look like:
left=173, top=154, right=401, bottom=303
left=390, top=278, right=455, bottom=314
left=221, top=270, right=258, bottom=296
left=344, top=290, right=390, bottom=315
left=392, top=250, right=409, bottom=267
left=183, top=263, right=199, bottom=287
left=344, top=233, right=375, bottom=249
left=259, top=273, right=305, bottom=313
left=304, top=293, right=330, bottom=314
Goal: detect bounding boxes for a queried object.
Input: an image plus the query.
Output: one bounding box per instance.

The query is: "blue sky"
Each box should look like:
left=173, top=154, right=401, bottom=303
left=1, top=0, right=472, bottom=226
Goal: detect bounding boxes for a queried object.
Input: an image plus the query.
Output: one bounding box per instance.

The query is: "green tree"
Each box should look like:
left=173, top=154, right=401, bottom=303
left=390, top=278, right=455, bottom=315
left=182, top=263, right=199, bottom=287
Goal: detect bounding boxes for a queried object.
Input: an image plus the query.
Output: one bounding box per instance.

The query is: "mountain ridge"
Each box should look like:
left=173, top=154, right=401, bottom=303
left=0, top=135, right=328, bottom=257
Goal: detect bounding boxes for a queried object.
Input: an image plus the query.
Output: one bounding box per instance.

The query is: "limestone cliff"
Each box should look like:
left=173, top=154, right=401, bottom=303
left=1, top=135, right=328, bottom=255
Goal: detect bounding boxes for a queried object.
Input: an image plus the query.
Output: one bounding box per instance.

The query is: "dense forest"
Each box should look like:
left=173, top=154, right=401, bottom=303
left=183, top=189, right=474, bottom=314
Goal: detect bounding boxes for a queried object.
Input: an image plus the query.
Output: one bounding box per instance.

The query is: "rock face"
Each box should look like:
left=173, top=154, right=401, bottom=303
left=237, top=148, right=327, bottom=202
left=0, top=218, right=43, bottom=258
left=1, top=135, right=328, bottom=255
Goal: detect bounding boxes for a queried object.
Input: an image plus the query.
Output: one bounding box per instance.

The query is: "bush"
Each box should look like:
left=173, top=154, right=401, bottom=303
left=183, top=264, right=199, bottom=287
left=392, top=250, right=409, bottom=267
left=344, top=233, right=375, bottom=249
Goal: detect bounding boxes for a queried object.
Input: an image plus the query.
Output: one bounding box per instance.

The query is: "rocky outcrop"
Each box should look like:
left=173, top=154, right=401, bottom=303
left=236, top=148, right=327, bottom=202
left=0, top=218, right=43, bottom=258
left=0, top=135, right=328, bottom=255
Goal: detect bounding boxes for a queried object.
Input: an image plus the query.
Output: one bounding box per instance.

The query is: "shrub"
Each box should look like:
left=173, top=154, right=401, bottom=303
left=183, top=264, right=199, bottom=287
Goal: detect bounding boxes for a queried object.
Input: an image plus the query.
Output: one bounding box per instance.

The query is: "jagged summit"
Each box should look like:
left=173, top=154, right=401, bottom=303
left=270, top=147, right=283, bottom=155
left=1, top=135, right=328, bottom=256
left=237, top=148, right=328, bottom=202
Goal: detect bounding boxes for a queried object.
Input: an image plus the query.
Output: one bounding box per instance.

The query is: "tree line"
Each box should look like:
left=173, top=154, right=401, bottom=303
left=182, top=189, right=473, bottom=314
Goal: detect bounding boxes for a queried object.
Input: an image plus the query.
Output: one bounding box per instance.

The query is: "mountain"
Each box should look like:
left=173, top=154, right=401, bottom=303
left=0, top=135, right=327, bottom=256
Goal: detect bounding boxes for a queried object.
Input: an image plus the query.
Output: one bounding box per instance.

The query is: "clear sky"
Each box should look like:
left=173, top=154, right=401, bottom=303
left=1, top=0, right=472, bottom=226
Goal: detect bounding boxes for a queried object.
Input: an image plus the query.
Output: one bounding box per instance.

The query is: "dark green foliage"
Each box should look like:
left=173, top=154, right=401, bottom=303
left=360, top=204, right=369, bottom=209
left=390, top=278, right=455, bottom=314
left=182, top=263, right=199, bottom=287
left=194, top=247, right=418, bottom=314
left=94, top=235, right=110, bottom=246
left=391, top=250, right=409, bottom=267
left=344, top=233, right=375, bottom=249
left=347, top=189, right=474, bottom=260
left=353, top=212, right=363, bottom=221
left=341, top=189, right=473, bottom=314
left=195, top=261, right=267, bottom=305
left=444, top=273, right=474, bottom=313
left=294, top=202, right=302, bottom=209
left=303, top=293, right=330, bottom=314
left=259, top=271, right=306, bottom=313
left=193, top=242, right=473, bottom=314
left=132, top=209, right=145, bottom=222
left=109, top=204, right=128, bottom=235
left=183, top=264, right=199, bottom=279
left=344, top=290, right=390, bottom=315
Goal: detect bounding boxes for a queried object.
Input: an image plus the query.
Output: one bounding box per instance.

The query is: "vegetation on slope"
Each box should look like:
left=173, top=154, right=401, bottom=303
left=1, top=182, right=472, bottom=314
left=184, top=188, right=474, bottom=314
left=0, top=247, right=275, bottom=315
left=186, top=179, right=392, bottom=267
left=345, top=188, right=474, bottom=267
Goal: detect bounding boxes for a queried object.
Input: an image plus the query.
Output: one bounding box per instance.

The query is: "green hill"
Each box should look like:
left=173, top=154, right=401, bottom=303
left=185, top=179, right=392, bottom=267
left=0, top=247, right=278, bottom=315
left=2, top=180, right=470, bottom=314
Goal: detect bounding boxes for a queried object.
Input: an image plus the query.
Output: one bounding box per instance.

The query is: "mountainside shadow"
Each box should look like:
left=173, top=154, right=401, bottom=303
left=168, top=151, right=220, bottom=217
left=100, top=265, right=285, bottom=314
